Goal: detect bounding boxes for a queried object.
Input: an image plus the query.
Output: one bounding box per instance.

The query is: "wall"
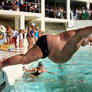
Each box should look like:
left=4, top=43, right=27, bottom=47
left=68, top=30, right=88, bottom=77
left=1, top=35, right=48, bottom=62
left=45, top=23, right=66, bottom=34
left=72, top=0, right=92, bottom=3
left=67, top=20, right=92, bottom=30
left=0, top=18, right=14, bottom=28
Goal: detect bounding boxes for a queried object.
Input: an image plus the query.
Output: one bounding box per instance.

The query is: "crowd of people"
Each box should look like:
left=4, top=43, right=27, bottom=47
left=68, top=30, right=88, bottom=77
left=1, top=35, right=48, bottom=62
left=45, top=5, right=66, bottom=19
left=5, top=26, right=25, bottom=49
left=45, top=5, right=92, bottom=20
left=71, top=7, right=92, bottom=20
left=26, top=23, right=44, bottom=50
left=0, top=23, right=44, bottom=50
left=1, top=0, right=92, bottom=20
left=0, top=0, right=40, bottom=13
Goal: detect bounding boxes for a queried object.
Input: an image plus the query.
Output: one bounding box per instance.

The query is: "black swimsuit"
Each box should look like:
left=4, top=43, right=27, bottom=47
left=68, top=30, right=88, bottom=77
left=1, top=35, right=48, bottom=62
left=36, top=35, right=49, bottom=58
left=31, top=67, right=43, bottom=76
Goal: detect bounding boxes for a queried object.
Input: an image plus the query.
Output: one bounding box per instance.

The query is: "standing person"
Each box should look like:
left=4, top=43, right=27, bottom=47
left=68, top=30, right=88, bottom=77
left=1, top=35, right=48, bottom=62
left=75, top=8, right=79, bottom=20
left=12, top=29, right=18, bottom=49
left=30, top=23, right=36, bottom=48
left=56, top=9, right=61, bottom=18
left=23, top=62, right=47, bottom=78
left=26, top=26, right=32, bottom=50
left=1, top=26, right=92, bottom=69
left=6, top=26, right=12, bottom=44
left=19, top=29, right=23, bottom=48
left=15, top=0, right=20, bottom=11
left=22, top=29, right=26, bottom=46
left=34, top=27, right=39, bottom=42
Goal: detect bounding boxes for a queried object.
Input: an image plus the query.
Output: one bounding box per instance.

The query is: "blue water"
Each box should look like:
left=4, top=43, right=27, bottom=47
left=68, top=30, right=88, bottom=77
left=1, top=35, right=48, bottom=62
left=8, top=46, right=92, bottom=92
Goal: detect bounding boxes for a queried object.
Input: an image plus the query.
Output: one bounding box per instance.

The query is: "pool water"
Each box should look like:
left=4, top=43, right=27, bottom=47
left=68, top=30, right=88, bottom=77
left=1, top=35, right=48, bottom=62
left=8, top=46, right=92, bottom=92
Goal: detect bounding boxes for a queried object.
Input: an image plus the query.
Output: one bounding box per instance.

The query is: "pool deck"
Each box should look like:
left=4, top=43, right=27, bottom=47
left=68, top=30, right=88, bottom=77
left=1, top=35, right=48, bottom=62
left=0, top=44, right=29, bottom=85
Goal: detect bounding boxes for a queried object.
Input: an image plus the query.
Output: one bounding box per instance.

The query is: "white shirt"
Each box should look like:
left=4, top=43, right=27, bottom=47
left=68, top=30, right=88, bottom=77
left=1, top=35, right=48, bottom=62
left=19, top=33, right=23, bottom=40
left=12, top=30, right=18, bottom=37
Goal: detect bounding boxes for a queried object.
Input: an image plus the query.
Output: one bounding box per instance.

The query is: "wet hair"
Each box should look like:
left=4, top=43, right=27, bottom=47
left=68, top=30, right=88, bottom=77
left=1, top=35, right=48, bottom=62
left=38, top=62, right=43, bottom=66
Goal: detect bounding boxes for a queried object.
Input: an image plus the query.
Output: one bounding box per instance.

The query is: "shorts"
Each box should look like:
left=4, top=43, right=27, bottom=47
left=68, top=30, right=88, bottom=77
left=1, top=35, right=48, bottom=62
left=12, top=37, right=16, bottom=43
left=6, top=35, right=11, bottom=38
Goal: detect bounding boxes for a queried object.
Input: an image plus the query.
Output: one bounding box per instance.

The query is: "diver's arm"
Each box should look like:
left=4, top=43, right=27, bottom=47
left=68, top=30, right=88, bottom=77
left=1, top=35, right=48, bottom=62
left=24, top=67, right=36, bottom=73
left=42, top=68, right=56, bottom=74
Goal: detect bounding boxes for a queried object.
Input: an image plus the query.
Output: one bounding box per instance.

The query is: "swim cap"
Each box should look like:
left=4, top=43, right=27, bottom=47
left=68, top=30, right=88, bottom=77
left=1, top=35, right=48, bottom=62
left=31, top=23, right=35, bottom=27
left=38, top=62, right=43, bottom=66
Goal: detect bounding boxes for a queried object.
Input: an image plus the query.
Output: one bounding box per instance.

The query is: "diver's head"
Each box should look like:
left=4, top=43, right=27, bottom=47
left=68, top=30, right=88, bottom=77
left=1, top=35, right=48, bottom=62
left=38, top=62, right=43, bottom=67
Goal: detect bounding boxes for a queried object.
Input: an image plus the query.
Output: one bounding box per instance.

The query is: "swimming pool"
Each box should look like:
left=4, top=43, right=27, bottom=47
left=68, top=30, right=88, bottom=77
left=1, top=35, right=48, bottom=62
left=8, top=46, right=92, bottom=92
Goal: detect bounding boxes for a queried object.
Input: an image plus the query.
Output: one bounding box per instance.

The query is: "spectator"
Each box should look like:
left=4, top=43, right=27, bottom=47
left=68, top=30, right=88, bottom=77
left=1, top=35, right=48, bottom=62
left=12, top=29, right=18, bottom=49
left=49, top=9, right=55, bottom=18
left=78, top=8, right=82, bottom=19
left=8, top=1, right=12, bottom=10
left=60, top=7, right=64, bottom=19
left=12, top=1, right=16, bottom=10
left=22, top=29, right=26, bottom=45
left=87, top=9, right=91, bottom=20
left=34, top=27, right=39, bottom=42
left=30, top=23, right=36, bottom=47
left=45, top=5, right=50, bottom=17
left=56, top=9, right=61, bottom=18
left=6, top=26, right=12, bottom=44
left=15, top=0, right=20, bottom=11
left=26, top=26, right=31, bottom=50
left=19, top=29, right=23, bottom=48
left=75, top=8, right=79, bottom=20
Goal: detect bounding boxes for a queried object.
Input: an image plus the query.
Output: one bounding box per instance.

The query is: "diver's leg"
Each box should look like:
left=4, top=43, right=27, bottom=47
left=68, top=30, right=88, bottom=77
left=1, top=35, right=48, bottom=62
left=76, top=37, right=86, bottom=50
left=76, top=26, right=92, bottom=38
left=72, top=26, right=92, bottom=50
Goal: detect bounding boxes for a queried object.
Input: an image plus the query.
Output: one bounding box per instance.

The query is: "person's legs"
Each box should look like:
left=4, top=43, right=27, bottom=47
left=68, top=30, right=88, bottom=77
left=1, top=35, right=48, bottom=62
left=14, top=38, right=17, bottom=49
left=27, top=36, right=32, bottom=50
left=26, top=36, right=30, bottom=50
left=0, top=45, right=43, bottom=68
left=10, top=36, right=12, bottom=44
left=76, top=26, right=92, bottom=38
left=19, top=40, right=21, bottom=48
left=19, top=40, right=23, bottom=48
left=29, top=38, right=33, bottom=50
left=7, top=37, right=9, bottom=44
